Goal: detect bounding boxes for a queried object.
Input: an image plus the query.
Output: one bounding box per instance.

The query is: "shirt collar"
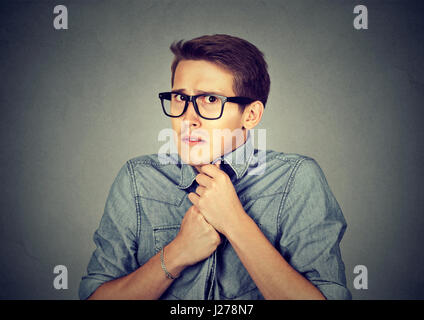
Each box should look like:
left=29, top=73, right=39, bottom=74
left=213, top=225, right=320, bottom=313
left=177, top=130, right=254, bottom=189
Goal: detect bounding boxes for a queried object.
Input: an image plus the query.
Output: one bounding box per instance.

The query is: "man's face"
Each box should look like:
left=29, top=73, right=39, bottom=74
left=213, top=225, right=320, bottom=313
left=171, top=59, right=246, bottom=168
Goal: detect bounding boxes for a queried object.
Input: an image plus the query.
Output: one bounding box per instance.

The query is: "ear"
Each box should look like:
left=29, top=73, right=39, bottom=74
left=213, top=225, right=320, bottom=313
left=241, top=101, right=264, bottom=130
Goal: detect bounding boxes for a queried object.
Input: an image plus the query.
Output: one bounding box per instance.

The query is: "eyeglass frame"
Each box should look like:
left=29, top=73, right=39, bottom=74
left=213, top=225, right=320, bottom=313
left=158, top=91, right=255, bottom=120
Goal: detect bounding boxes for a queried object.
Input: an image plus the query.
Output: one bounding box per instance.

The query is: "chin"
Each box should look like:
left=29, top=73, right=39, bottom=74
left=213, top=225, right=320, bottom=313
left=177, top=142, right=214, bottom=165
left=179, top=154, right=212, bottom=166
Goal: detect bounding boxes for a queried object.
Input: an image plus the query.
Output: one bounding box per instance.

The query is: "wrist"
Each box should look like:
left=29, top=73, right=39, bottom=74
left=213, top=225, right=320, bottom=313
left=163, top=239, right=188, bottom=277
left=222, top=207, right=250, bottom=239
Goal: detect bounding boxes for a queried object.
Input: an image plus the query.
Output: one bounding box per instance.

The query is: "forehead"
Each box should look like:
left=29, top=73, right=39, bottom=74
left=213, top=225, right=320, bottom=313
left=173, top=60, right=235, bottom=96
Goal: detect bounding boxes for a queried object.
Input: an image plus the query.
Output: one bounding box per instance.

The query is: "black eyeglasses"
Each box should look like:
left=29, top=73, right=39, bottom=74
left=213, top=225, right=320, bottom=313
left=158, top=91, right=254, bottom=120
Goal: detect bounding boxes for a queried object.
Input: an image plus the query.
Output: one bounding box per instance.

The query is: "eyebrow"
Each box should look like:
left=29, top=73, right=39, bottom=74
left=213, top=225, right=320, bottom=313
left=171, top=88, right=226, bottom=96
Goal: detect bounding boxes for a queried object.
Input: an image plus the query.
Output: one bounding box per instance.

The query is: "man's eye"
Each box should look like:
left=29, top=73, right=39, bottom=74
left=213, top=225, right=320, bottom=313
left=204, top=95, right=218, bottom=103
left=172, top=94, right=185, bottom=102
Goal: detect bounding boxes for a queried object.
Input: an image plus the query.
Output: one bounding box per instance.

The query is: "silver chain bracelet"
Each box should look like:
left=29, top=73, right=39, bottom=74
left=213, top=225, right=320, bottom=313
left=160, top=247, right=179, bottom=280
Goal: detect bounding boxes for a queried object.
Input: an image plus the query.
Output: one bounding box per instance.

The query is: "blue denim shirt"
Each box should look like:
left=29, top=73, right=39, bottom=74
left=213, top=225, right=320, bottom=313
left=79, top=132, right=351, bottom=300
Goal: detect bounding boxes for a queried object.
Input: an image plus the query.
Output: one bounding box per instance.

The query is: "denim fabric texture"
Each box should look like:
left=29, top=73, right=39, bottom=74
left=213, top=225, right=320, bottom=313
left=79, top=133, right=351, bottom=300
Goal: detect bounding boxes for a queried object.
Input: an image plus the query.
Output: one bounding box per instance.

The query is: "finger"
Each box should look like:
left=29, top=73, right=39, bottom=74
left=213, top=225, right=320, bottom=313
left=217, top=232, right=223, bottom=245
left=188, top=192, right=200, bottom=206
left=195, top=173, right=213, bottom=187
left=199, top=163, right=222, bottom=178
left=195, top=185, right=206, bottom=196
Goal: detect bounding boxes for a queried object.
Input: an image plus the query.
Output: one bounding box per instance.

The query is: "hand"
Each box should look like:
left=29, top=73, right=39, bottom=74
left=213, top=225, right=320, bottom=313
left=188, top=161, right=246, bottom=235
left=173, top=205, right=221, bottom=267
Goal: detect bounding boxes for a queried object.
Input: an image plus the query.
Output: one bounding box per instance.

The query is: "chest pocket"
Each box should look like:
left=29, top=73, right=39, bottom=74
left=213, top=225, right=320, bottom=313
left=216, top=244, right=258, bottom=299
left=153, top=225, right=180, bottom=253
left=216, top=197, right=276, bottom=299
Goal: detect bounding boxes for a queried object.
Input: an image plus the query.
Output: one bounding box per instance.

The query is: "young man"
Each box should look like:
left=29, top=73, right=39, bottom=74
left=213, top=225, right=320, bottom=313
left=79, top=34, right=351, bottom=300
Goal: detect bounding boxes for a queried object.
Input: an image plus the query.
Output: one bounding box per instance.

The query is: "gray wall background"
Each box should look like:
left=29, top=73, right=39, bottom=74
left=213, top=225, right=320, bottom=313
left=1, top=0, right=423, bottom=299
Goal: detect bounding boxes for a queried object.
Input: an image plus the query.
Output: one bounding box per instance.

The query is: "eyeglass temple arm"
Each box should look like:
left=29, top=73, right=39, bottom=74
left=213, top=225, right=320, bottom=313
left=227, top=97, right=255, bottom=104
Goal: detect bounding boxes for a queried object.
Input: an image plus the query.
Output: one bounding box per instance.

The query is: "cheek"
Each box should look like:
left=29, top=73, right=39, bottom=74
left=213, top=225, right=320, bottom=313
left=209, top=127, right=242, bottom=156
left=219, top=132, right=238, bottom=154
left=221, top=109, right=243, bottom=129
left=171, top=119, right=180, bottom=131
left=171, top=120, right=180, bottom=149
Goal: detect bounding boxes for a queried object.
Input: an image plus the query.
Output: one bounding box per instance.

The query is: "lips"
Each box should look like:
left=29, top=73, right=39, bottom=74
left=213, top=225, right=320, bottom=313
left=181, top=135, right=206, bottom=144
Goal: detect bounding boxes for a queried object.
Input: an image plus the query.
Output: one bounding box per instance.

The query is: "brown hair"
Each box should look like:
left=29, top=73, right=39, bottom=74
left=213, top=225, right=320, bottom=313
left=170, top=34, right=270, bottom=109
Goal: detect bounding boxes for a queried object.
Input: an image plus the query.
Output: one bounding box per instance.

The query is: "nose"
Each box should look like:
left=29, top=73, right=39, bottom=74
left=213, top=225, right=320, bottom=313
left=182, top=100, right=201, bottom=128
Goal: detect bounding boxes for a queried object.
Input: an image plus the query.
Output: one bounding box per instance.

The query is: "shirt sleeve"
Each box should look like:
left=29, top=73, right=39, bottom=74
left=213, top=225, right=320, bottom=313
left=79, top=161, right=140, bottom=300
left=278, top=158, right=352, bottom=300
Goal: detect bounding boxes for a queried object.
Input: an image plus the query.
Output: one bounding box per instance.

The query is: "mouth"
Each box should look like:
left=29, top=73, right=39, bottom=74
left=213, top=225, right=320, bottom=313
left=181, top=135, right=207, bottom=146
